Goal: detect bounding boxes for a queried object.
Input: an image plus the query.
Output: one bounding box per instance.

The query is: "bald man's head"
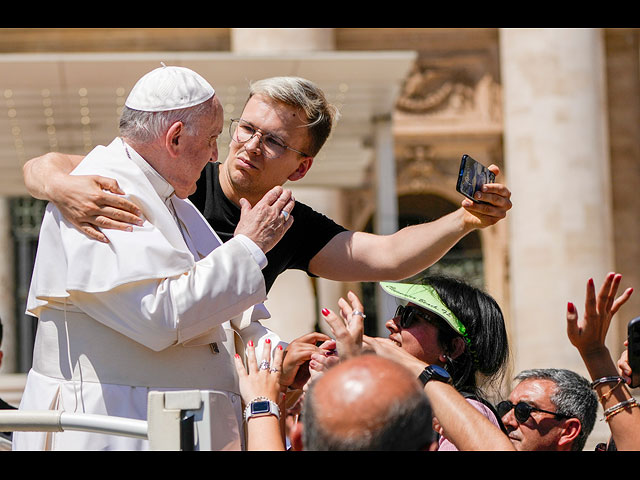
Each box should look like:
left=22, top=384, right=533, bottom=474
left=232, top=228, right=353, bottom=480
left=300, top=354, right=435, bottom=451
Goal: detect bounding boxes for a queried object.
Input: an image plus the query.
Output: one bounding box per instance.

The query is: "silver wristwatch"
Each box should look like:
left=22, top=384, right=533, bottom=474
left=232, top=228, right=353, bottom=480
left=244, top=397, right=281, bottom=422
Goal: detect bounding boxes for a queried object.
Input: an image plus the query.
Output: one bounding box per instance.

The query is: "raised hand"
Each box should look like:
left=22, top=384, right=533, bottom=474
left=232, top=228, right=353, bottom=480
left=279, top=332, right=331, bottom=391
left=234, top=185, right=295, bottom=253
left=320, top=291, right=366, bottom=360
left=566, top=273, right=633, bottom=357
left=234, top=338, right=284, bottom=405
left=566, top=273, right=640, bottom=451
left=234, top=339, right=286, bottom=451
left=460, top=165, right=512, bottom=230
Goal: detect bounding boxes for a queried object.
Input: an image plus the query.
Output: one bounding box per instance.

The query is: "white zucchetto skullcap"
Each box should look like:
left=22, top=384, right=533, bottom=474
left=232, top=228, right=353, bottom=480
left=125, top=64, right=215, bottom=112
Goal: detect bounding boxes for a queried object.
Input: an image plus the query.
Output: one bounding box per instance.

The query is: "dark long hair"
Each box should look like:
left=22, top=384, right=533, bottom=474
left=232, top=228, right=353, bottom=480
left=419, top=274, right=510, bottom=398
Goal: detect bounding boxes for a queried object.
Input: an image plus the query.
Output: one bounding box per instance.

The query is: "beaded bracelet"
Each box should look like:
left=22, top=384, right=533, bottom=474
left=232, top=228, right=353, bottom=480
left=602, top=398, right=639, bottom=422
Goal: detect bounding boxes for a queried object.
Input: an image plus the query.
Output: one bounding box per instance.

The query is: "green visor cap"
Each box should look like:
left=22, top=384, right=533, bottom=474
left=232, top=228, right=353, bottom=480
left=380, top=282, right=467, bottom=337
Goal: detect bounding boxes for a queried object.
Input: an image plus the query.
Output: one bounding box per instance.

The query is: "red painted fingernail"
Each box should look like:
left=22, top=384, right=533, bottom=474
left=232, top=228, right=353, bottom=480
left=235, top=354, right=240, bottom=359
left=322, top=308, right=330, bottom=316
left=248, top=340, right=254, bottom=347
left=278, top=345, right=283, bottom=350
left=567, top=302, right=575, bottom=313
left=265, top=338, right=271, bottom=344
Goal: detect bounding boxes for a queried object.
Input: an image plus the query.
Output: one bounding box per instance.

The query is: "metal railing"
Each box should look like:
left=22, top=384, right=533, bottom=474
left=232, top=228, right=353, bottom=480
left=0, top=389, right=236, bottom=451
left=0, top=410, right=148, bottom=439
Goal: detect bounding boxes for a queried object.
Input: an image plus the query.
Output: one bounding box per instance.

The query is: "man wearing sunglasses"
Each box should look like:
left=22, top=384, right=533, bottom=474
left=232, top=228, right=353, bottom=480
left=498, top=368, right=598, bottom=451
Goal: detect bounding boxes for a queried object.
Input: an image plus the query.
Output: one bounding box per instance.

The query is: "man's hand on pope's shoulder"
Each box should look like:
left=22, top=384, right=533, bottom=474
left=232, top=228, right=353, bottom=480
left=51, top=174, right=143, bottom=243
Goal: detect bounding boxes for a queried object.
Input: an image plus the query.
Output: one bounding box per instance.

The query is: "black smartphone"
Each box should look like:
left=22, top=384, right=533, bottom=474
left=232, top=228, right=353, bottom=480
left=628, top=317, right=640, bottom=388
left=456, top=154, right=496, bottom=204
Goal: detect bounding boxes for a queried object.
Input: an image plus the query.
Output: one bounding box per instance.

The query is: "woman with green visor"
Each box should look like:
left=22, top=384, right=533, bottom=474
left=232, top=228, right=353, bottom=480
left=374, top=274, right=510, bottom=450
left=234, top=273, right=510, bottom=450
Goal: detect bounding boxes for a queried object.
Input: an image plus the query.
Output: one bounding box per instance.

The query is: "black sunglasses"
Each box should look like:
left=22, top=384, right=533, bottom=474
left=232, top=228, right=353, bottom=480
left=496, top=400, right=572, bottom=423
left=394, top=305, right=436, bottom=329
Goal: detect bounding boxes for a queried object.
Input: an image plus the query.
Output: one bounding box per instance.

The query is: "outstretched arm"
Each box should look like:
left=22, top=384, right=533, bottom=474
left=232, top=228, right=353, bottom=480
left=23, top=152, right=143, bottom=242
left=566, top=273, right=640, bottom=451
left=363, top=336, right=515, bottom=451
left=308, top=164, right=512, bottom=281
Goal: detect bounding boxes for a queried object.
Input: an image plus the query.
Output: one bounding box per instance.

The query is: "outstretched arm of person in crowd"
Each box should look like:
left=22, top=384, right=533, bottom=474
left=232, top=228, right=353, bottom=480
left=308, top=164, right=512, bottom=282
left=23, top=152, right=143, bottom=242
left=363, top=336, right=515, bottom=451
left=278, top=292, right=365, bottom=399
left=279, top=331, right=332, bottom=391
left=566, top=272, right=640, bottom=451
left=321, top=290, right=513, bottom=451
left=234, top=339, right=286, bottom=451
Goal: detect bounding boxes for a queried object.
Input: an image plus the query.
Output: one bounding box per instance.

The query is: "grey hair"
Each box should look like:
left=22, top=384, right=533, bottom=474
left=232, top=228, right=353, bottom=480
left=247, top=76, right=340, bottom=156
left=515, top=368, right=598, bottom=451
left=119, top=98, right=214, bottom=144
left=301, top=379, right=435, bottom=451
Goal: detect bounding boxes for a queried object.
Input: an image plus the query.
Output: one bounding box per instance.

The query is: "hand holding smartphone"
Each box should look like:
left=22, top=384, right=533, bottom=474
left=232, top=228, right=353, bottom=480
left=456, top=154, right=495, bottom=204
left=628, top=317, right=640, bottom=388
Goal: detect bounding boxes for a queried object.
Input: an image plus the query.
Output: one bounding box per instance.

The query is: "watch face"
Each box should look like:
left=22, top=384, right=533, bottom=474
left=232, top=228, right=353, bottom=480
left=431, top=365, right=449, bottom=377
left=419, top=364, right=452, bottom=385
left=251, top=401, right=271, bottom=415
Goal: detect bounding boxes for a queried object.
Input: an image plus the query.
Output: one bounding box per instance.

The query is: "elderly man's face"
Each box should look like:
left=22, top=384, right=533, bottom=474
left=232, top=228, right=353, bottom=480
left=170, top=96, right=224, bottom=199
left=501, top=378, right=571, bottom=451
left=221, top=94, right=313, bottom=204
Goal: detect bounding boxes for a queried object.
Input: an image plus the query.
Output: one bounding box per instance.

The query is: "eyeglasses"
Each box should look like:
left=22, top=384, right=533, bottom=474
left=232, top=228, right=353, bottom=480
left=496, top=400, right=572, bottom=423
left=229, top=118, right=309, bottom=159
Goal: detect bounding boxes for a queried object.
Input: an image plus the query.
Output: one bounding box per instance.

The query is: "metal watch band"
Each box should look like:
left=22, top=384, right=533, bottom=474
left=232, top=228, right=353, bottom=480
left=244, top=397, right=281, bottom=422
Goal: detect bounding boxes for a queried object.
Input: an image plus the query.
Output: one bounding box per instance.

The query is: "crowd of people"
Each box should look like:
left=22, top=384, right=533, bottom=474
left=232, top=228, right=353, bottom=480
left=237, top=272, right=639, bottom=451
left=3, top=64, right=637, bottom=451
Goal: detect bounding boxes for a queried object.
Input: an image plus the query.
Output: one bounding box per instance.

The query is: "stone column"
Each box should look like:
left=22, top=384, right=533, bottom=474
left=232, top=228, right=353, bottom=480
left=603, top=29, right=640, bottom=345
left=231, top=28, right=335, bottom=53
left=500, top=29, right=614, bottom=375
left=373, top=114, right=399, bottom=335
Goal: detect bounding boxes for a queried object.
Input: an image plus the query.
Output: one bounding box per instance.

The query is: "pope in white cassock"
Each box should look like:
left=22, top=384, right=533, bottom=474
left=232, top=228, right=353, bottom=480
left=13, top=66, right=295, bottom=450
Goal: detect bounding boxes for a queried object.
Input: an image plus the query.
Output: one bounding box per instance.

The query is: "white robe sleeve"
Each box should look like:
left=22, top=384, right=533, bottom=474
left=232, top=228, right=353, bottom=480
left=69, top=235, right=267, bottom=352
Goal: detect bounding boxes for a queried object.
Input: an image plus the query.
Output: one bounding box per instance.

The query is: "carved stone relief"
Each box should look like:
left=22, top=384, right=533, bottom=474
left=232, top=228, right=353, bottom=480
left=395, top=61, right=503, bottom=129
left=391, top=59, right=504, bottom=201
left=394, top=145, right=458, bottom=199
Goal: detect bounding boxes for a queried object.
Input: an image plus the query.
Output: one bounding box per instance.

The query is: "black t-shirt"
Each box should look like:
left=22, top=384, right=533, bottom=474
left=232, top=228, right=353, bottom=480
left=189, top=163, right=347, bottom=293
